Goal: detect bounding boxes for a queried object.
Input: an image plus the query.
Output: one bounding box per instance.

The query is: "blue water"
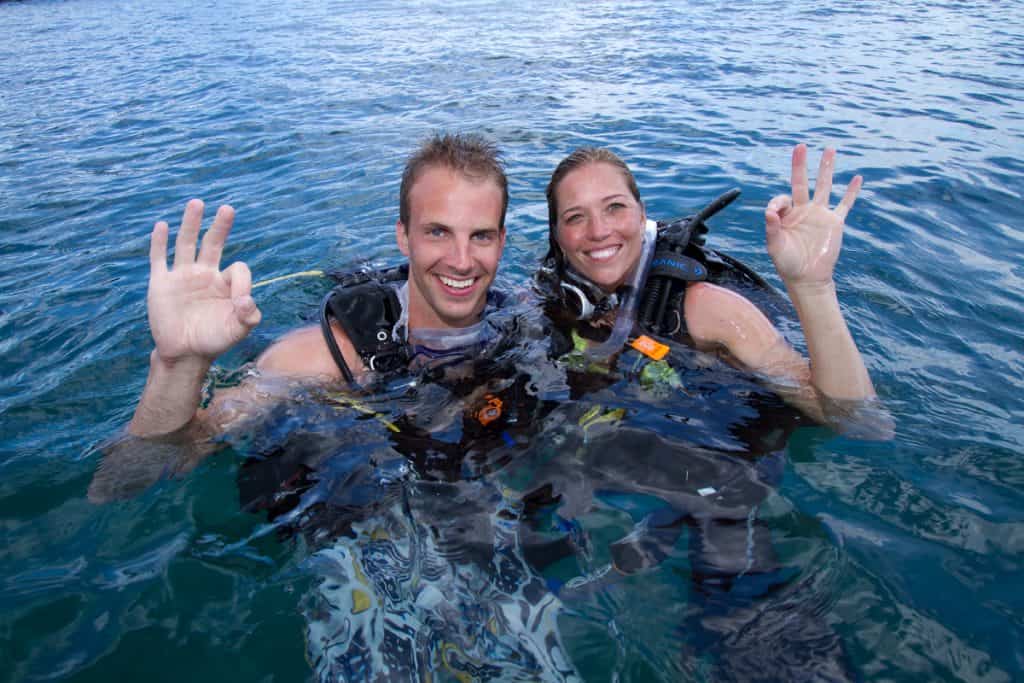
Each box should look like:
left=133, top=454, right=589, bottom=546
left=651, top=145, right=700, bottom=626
left=2, top=0, right=1023, bottom=680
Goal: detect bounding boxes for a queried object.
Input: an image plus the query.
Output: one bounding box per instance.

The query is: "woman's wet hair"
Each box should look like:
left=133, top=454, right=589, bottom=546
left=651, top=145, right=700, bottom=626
left=400, top=132, right=509, bottom=229
left=543, top=147, right=642, bottom=271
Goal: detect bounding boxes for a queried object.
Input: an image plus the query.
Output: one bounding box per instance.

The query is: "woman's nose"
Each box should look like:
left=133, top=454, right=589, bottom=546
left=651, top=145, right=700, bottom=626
left=586, top=213, right=612, bottom=241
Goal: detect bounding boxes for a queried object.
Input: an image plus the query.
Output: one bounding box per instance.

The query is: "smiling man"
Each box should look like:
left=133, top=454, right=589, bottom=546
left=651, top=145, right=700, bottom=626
left=255, top=133, right=508, bottom=387
left=123, top=133, right=508, bottom=441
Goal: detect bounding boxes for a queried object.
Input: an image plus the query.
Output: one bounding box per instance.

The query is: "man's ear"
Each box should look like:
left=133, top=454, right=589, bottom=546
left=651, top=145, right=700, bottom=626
left=396, top=220, right=410, bottom=256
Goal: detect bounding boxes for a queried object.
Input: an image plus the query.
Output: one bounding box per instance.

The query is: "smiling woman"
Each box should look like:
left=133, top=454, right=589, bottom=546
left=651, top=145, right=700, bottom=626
left=540, top=144, right=884, bottom=423
left=550, top=160, right=646, bottom=292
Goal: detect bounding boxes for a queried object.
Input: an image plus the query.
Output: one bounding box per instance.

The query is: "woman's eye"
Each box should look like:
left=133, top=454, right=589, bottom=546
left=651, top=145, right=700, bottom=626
left=565, top=214, right=583, bottom=225
left=607, top=202, right=626, bottom=212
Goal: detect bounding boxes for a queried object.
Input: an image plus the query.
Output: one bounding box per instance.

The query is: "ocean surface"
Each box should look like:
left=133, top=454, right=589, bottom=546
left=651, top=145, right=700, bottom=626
left=1, top=0, right=1023, bottom=681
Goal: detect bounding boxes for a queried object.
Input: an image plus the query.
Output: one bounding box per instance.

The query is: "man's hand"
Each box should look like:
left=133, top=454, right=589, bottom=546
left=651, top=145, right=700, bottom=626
left=148, top=199, right=261, bottom=364
left=764, top=144, right=862, bottom=288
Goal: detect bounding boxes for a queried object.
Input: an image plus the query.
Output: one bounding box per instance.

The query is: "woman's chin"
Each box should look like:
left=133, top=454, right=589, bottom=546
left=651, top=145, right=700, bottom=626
left=590, top=272, right=627, bottom=293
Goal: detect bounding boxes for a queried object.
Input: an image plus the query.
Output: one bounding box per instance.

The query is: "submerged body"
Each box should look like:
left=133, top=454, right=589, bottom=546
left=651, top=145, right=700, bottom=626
left=238, top=301, right=852, bottom=680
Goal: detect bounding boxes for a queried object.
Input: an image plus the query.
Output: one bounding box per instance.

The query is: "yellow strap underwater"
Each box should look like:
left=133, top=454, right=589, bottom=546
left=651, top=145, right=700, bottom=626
left=251, top=270, right=325, bottom=289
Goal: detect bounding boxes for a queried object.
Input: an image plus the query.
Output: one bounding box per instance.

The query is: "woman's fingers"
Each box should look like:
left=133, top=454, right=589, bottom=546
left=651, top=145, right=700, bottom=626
left=173, top=199, right=204, bottom=268
left=813, top=148, right=836, bottom=206
left=197, top=204, right=235, bottom=267
left=765, top=194, right=791, bottom=243
left=766, top=193, right=792, bottom=217
left=835, top=175, right=863, bottom=222
left=791, top=144, right=810, bottom=206
left=150, top=221, right=169, bottom=276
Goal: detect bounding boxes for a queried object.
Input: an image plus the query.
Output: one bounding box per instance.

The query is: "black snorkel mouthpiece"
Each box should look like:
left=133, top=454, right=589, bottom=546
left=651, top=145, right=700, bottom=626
left=639, top=188, right=741, bottom=336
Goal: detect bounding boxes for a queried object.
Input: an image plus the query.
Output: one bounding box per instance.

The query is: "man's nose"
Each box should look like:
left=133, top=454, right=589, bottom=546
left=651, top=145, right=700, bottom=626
left=447, top=236, right=473, bottom=271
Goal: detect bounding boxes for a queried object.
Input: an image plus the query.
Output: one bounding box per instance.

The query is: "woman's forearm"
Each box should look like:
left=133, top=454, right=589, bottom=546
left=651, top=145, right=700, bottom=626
left=786, top=280, right=875, bottom=401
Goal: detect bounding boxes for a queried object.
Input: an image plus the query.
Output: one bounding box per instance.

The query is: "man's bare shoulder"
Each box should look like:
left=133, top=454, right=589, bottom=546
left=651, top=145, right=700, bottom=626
left=256, top=323, right=357, bottom=380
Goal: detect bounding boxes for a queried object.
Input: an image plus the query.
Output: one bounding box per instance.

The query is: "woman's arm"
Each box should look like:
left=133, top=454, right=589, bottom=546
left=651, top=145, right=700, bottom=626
left=764, top=144, right=876, bottom=401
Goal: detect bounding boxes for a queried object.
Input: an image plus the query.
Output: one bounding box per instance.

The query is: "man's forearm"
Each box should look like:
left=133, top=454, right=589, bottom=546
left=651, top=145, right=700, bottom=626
left=786, top=280, right=875, bottom=401
left=128, top=350, right=212, bottom=436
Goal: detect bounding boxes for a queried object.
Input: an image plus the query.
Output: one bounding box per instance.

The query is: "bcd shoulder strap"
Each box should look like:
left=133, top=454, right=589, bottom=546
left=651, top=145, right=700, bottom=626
left=639, top=189, right=785, bottom=339
left=320, top=265, right=411, bottom=384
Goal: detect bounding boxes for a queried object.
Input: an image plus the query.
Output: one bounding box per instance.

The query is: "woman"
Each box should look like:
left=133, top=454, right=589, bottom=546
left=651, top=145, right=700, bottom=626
left=539, top=143, right=883, bottom=421
left=528, top=144, right=881, bottom=679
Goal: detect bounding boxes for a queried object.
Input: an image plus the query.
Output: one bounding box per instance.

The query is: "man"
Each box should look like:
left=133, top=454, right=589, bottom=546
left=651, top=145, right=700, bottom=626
left=131, top=133, right=506, bottom=433
left=90, top=132, right=508, bottom=500
left=89, top=133, right=585, bottom=680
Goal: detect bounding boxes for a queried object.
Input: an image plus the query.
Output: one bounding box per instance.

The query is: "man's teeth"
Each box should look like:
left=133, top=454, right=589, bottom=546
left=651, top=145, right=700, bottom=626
left=588, top=246, right=619, bottom=261
left=439, top=275, right=475, bottom=289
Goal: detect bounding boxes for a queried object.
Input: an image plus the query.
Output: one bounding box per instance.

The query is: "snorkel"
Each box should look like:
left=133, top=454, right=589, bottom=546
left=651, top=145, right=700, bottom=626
left=583, top=218, right=658, bottom=361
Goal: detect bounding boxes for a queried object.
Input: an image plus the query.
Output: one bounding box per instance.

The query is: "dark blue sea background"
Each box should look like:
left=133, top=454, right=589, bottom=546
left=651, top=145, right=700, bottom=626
left=2, top=0, right=1022, bottom=681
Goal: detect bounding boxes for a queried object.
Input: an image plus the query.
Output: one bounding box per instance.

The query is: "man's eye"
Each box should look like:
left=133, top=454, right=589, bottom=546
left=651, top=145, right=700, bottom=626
left=428, top=227, right=447, bottom=238
left=472, top=231, right=496, bottom=242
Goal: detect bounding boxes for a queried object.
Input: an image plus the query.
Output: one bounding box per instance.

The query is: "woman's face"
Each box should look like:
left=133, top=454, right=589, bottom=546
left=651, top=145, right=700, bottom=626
left=553, top=162, right=645, bottom=292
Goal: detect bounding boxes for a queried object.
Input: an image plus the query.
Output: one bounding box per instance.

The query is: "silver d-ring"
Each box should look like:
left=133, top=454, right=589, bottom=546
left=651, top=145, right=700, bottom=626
left=376, top=330, right=389, bottom=342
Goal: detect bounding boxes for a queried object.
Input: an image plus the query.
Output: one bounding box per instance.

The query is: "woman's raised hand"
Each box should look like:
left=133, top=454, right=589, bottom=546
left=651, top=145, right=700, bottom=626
left=765, top=144, right=862, bottom=288
left=147, top=199, right=261, bottom=364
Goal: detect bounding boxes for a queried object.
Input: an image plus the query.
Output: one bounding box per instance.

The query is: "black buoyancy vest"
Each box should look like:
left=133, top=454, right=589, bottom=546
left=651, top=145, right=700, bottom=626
left=319, top=265, right=412, bottom=385
left=639, top=189, right=785, bottom=339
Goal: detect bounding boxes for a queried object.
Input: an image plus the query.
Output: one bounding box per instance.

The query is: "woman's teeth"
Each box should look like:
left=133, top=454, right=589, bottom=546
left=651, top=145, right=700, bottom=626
left=439, top=275, right=474, bottom=289
left=587, top=246, right=620, bottom=261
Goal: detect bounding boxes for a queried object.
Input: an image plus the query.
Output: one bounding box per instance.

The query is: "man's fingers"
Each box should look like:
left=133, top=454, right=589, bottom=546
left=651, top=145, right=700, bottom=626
left=197, top=204, right=236, bottom=267
left=223, top=261, right=261, bottom=329
left=222, top=261, right=253, bottom=300
left=813, top=148, right=836, bottom=206
left=235, top=295, right=262, bottom=329
left=173, top=199, right=204, bottom=268
left=791, top=144, right=810, bottom=206
left=835, top=175, right=863, bottom=222
left=150, top=221, right=169, bottom=275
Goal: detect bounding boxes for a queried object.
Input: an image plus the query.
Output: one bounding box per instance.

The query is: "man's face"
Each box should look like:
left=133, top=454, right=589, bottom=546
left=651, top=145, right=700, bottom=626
left=396, top=165, right=506, bottom=330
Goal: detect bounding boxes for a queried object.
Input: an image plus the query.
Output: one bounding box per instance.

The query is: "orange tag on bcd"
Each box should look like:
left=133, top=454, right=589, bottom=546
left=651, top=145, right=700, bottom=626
left=630, top=335, right=669, bottom=361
